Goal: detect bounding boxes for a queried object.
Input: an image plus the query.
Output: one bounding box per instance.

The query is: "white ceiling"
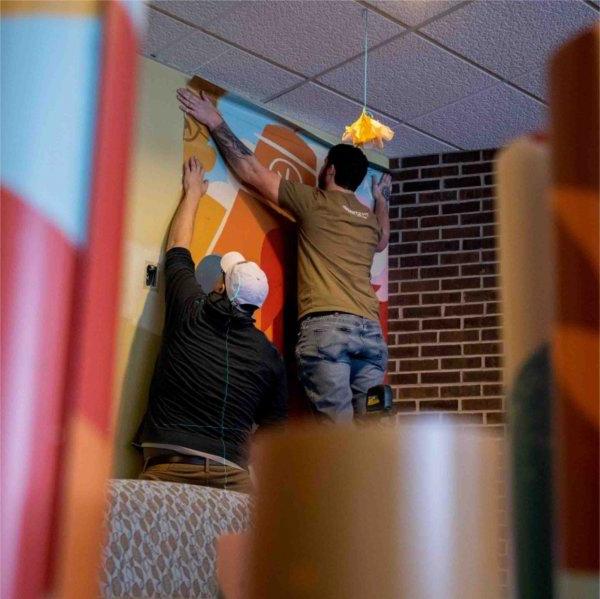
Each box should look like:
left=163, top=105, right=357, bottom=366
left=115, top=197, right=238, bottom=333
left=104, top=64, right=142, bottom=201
left=144, top=0, right=599, bottom=158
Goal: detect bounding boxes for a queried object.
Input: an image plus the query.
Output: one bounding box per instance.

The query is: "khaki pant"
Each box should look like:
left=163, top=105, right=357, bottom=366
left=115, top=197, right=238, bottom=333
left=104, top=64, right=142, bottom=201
left=139, top=461, right=253, bottom=494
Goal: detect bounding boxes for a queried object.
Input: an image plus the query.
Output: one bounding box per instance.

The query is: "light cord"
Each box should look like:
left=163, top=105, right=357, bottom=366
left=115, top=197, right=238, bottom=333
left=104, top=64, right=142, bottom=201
left=363, top=8, right=369, bottom=111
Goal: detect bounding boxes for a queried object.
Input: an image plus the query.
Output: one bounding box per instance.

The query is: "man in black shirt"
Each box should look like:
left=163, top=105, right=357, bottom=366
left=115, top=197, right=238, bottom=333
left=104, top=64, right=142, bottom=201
left=137, top=156, right=287, bottom=493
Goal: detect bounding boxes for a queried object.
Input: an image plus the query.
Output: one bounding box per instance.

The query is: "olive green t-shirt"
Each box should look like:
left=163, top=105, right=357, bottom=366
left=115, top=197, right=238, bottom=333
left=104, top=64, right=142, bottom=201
left=278, top=179, right=381, bottom=321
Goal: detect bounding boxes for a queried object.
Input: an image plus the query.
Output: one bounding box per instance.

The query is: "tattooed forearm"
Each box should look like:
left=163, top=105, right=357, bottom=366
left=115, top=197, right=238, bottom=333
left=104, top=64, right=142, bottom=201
left=382, top=187, right=391, bottom=201
left=211, top=121, right=253, bottom=161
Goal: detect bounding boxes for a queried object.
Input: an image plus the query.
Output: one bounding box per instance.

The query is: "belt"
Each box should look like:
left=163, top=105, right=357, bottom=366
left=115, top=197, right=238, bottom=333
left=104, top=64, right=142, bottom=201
left=144, top=454, right=210, bottom=469
left=299, top=310, right=352, bottom=325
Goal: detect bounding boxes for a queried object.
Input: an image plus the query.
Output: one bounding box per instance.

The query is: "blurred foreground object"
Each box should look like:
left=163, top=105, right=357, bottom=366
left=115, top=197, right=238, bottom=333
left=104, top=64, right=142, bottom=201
left=249, top=423, right=503, bottom=599
left=550, top=24, right=599, bottom=598
left=1, top=2, right=143, bottom=597
left=497, top=136, right=553, bottom=598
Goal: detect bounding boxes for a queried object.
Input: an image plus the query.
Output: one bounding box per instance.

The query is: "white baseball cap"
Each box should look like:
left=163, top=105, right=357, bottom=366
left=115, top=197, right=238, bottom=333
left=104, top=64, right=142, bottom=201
left=220, top=251, right=269, bottom=308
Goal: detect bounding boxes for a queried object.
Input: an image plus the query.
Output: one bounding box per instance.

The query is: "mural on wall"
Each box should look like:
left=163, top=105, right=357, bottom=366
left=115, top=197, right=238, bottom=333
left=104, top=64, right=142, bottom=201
left=184, top=76, right=389, bottom=354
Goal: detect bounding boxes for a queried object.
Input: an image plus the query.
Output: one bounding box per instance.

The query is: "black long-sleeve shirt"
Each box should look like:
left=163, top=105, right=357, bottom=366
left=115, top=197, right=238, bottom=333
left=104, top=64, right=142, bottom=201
left=138, top=248, right=287, bottom=467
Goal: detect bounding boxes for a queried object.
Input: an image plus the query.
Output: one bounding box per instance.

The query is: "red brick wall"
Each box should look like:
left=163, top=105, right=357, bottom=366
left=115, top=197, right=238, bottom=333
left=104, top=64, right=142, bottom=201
left=387, top=149, right=504, bottom=432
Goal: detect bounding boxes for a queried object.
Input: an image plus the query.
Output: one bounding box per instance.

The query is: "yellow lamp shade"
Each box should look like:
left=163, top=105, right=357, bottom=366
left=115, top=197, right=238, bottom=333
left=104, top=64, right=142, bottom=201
left=342, top=109, right=394, bottom=149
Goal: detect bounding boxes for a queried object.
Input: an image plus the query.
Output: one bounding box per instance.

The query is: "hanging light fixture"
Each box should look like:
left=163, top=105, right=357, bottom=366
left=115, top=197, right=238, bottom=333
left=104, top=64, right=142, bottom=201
left=342, top=9, right=394, bottom=149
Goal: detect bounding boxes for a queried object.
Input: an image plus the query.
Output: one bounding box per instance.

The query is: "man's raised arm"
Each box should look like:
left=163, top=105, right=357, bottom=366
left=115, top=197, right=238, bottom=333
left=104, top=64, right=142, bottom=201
left=177, top=88, right=281, bottom=206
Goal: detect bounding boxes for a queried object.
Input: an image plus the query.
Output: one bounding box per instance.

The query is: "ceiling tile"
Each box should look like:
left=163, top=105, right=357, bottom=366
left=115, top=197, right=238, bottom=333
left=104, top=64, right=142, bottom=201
left=203, top=1, right=404, bottom=77
left=366, top=0, right=463, bottom=27
left=142, top=9, right=194, bottom=57
left=196, top=48, right=305, bottom=102
left=157, top=30, right=231, bottom=74
left=409, top=84, right=547, bottom=150
left=265, top=82, right=453, bottom=157
left=150, top=0, right=240, bottom=27
left=514, top=69, right=547, bottom=101
left=422, top=0, right=599, bottom=79
left=318, top=34, right=496, bottom=120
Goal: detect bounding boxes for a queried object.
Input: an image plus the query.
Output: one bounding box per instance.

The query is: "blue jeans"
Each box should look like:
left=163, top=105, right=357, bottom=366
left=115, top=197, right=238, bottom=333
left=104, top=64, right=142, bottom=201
left=296, top=313, right=388, bottom=424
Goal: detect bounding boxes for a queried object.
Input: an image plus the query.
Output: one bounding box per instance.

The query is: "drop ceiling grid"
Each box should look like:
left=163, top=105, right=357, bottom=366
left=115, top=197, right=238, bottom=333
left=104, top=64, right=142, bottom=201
left=145, top=0, right=599, bottom=156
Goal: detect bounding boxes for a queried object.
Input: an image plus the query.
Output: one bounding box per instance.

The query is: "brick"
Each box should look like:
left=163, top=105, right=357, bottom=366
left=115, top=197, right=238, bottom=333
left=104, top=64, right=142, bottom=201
left=442, top=277, right=481, bottom=290
left=401, top=154, right=439, bottom=168
left=485, top=356, right=503, bottom=368
left=444, top=304, right=484, bottom=316
left=481, top=250, right=497, bottom=262
left=402, top=204, right=439, bottom=218
left=459, top=186, right=495, bottom=200
left=401, top=254, right=439, bottom=267
left=444, top=176, right=482, bottom=189
left=421, top=399, right=459, bottom=411
left=399, top=358, right=439, bottom=372
left=464, top=290, right=497, bottom=302
left=421, top=240, right=460, bottom=253
left=483, top=384, right=504, bottom=395
left=404, top=180, right=440, bottom=192
left=483, top=276, right=499, bottom=288
left=420, top=266, right=459, bottom=279
left=421, top=165, right=459, bottom=178
left=389, top=268, right=418, bottom=281
left=393, top=401, right=417, bottom=413
left=404, top=305, right=441, bottom=318
left=442, top=226, right=480, bottom=239
left=487, top=412, right=506, bottom=424
left=421, top=215, right=459, bottom=228
left=388, top=282, right=399, bottom=294
left=390, top=207, right=400, bottom=220
left=391, top=218, right=419, bottom=230
left=395, top=332, right=437, bottom=344
left=389, top=257, right=398, bottom=269
left=442, top=150, right=481, bottom=164
left=462, top=263, right=497, bottom=276
left=441, top=252, right=480, bottom=265
left=401, top=279, right=440, bottom=292
left=461, top=211, right=496, bottom=225
left=442, top=200, right=480, bottom=214
left=399, top=386, right=440, bottom=399
left=422, top=317, right=461, bottom=330
left=389, top=158, right=400, bottom=169
left=485, top=302, right=502, bottom=314
left=387, top=359, right=399, bottom=373
left=440, top=330, right=479, bottom=342
left=482, top=199, right=495, bottom=211
left=482, top=149, right=498, bottom=160
left=462, top=398, right=503, bottom=411
left=482, top=224, right=497, bottom=237
left=462, top=162, right=494, bottom=175
left=441, top=357, right=482, bottom=369
left=389, top=373, right=418, bottom=385
left=421, top=371, right=461, bottom=384
left=482, top=328, right=502, bottom=341
left=388, top=307, right=400, bottom=320
left=442, top=413, right=484, bottom=424
left=463, top=370, right=502, bottom=382
left=463, top=238, right=496, bottom=250
left=389, top=320, right=420, bottom=332
left=421, top=292, right=462, bottom=304
left=393, top=168, right=419, bottom=181
left=390, top=193, right=417, bottom=206
left=464, top=316, right=500, bottom=329
left=389, top=293, right=420, bottom=307
left=389, top=346, right=420, bottom=359
left=389, top=242, right=419, bottom=256
left=422, top=344, right=461, bottom=357
left=418, top=190, right=458, bottom=203
left=484, top=174, right=495, bottom=186
left=441, top=385, right=481, bottom=398
left=402, top=229, right=439, bottom=242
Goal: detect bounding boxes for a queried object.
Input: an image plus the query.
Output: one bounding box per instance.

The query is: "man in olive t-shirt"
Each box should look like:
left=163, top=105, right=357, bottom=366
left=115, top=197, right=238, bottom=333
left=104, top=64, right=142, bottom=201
left=177, top=88, right=391, bottom=422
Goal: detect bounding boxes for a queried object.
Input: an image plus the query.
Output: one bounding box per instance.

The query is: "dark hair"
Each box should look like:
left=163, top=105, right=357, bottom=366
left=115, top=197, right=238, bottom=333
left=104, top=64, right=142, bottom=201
left=326, top=144, right=369, bottom=191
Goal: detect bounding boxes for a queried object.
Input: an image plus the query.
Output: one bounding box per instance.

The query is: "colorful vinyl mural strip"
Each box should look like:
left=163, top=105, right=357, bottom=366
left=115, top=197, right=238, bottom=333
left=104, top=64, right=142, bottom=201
left=1, top=2, right=143, bottom=598
left=184, top=76, right=389, bottom=357
left=550, top=26, right=599, bottom=597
